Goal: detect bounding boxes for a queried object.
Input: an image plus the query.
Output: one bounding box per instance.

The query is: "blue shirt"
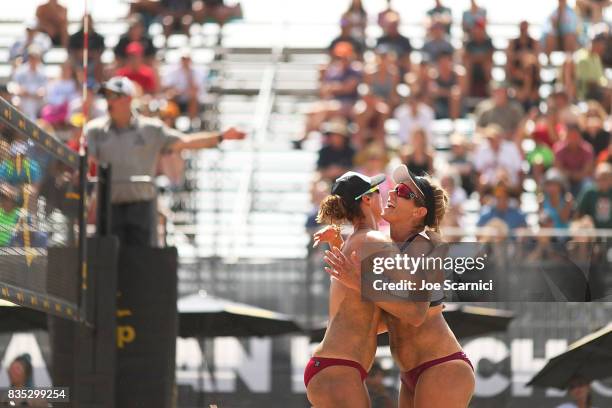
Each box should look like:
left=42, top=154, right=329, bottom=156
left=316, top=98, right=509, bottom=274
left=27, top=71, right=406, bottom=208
left=477, top=206, right=527, bottom=230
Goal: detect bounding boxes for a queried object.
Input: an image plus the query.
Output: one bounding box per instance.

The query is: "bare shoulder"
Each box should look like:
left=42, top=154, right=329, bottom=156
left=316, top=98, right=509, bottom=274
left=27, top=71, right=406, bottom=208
left=364, top=230, right=390, bottom=244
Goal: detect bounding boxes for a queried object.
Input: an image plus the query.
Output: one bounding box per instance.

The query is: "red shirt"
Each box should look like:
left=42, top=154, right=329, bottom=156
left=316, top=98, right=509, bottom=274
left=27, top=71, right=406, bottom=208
left=116, top=65, right=157, bottom=94
left=553, top=139, right=594, bottom=172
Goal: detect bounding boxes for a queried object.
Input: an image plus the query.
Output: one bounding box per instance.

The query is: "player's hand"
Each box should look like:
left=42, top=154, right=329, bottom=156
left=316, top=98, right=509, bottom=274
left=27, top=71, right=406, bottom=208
left=222, top=127, right=246, bottom=140
left=324, top=247, right=361, bottom=292
left=312, top=225, right=341, bottom=248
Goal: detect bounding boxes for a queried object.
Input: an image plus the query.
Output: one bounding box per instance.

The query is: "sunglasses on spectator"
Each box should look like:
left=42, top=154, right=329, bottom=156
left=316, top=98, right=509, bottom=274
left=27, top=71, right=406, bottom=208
left=104, top=91, right=124, bottom=100
left=354, top=186, right=380, bottom=201
left=393, top=183, right=422, bottom=202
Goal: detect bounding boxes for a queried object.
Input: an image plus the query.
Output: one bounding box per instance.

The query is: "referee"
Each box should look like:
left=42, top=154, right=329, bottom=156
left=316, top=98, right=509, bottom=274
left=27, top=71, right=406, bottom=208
left=85, top=76, right=245, bottom=246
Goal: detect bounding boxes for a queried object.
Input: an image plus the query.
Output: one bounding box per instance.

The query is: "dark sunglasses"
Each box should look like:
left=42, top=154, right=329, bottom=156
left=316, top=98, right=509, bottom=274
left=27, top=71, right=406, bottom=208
left=393, top=183, right=421, bottom=201
left=104, top=91, right=124, bottom=100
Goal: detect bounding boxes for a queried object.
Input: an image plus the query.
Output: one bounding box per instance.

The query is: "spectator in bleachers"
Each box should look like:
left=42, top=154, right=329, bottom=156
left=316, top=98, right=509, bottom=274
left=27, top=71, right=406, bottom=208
left=475, top=82, right=524, bottom=137
left=0, top=182, right=21, bottom=247
left=40, top=62, right=79, bottom=127
left=547, top=86, right=581, bottom=130
left=364, top=48, right=400, bottom=107
left=161, top=0, right=195, bottom=40
left=506, top=21, right=542, bottom=111
left=9, top=20, right=51, bottom=66
left=553, top=122, right=594, bottom=197
left=321, top=42, right=362, bottom=108
left=440, top=172, right=467, bottom=229
left=542, top=0, right=580, bottom=59
left=11, top=45, right=47, bottom=120
left=473, top=125, right=523, bottom=191
left=316, top=119, right=355, bottom=181
left=68, top=81, right=106, bottom=123
left=576, top=162, right=612, bottom=228
left=576, top=0, right=610, bottom=25
left=128, top=0, right=162, bottom=30
left=430, top=51, right=466, bottom=120
left=68, top=14, right=106, bottom=84
left=477, top=182, right=527, bottom=230
left=162, top=49, right=206, bottom=121
left=448, top=132, right=476, bottom=195
left=377, top=0, right=397, bottom=29
left=574, top=30, right=610, bottom=108
left=193, top=0, right=243, bottom=26
left=422, top=21, right=454, bottom=64
left=404, top=60, right=434, bottom=100
left=539, top=168, right=573, bottom=229
left=301, top=42, right=362, bottom=143
left=506, top=21, right=540, bottom=79
left=353, top=84, right=389, bottom=148
left=341, top=0, right=368, bottom=47
left=114, top=14, right=158, bottom=67
left=523, top=116, right=556, bottom=184
left=394, top=88, right=434, bottom=145
left=116, top=42, right=158, bottom=95
left=462, top=0, right=487, bottom=38
left=375, top=12, right=412, bottom=76
left=400, top=128, right=434, bottom=176
left=463, top=18, right=494, bottom=98
left=35, top=0, right=68, bottom=47
left=426, top=0, right=452, bottom=36
left=581, top=100, right=610, bottom=156
left=329, top=16, right=365, bottom=61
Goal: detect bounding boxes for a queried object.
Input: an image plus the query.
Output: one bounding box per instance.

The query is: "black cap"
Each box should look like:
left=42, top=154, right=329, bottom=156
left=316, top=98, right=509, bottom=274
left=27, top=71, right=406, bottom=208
left=332, top=171, right=385, bottom=202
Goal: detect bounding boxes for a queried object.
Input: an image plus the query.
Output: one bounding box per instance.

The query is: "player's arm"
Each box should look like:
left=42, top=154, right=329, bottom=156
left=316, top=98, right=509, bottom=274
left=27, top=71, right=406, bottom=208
left=324, top=234, right=431, bottom=327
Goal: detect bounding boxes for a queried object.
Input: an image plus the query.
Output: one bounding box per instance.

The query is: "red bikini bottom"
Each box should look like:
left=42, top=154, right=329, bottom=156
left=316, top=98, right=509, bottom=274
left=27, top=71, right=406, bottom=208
left=400, top=351, right=473, bottom=393
left=304, top=356, right=368, bottom=388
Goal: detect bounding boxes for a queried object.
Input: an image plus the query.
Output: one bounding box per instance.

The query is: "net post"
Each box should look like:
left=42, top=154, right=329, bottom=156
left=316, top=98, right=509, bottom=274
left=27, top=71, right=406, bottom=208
left=78, top=153, right=90, bottom=325
left=96, top=164, right=112, bottom=236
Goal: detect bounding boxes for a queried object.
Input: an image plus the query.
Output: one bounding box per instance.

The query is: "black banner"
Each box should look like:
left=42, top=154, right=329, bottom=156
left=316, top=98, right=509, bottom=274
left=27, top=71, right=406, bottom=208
left=116, top=247, right=178, bottom=408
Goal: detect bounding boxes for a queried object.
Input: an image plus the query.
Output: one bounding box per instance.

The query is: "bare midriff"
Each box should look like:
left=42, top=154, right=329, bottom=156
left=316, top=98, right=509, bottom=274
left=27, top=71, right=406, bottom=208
left=387, top=305, right=463, bottom=371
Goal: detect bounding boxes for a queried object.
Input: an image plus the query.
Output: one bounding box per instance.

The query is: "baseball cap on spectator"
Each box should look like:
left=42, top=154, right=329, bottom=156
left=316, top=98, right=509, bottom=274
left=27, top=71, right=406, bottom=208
left=332, top=41, right=355, bottom=59
left=27, top=44, right=42, bottom=57
left=179, top=47, right=192, bottom=60
left=544, top=168, right=568, bottom=189
left=24, top=19, right=38, bottom=31
left=126, top=41, right=144, bottom=56
left=99, top=76, right=136, bottom=97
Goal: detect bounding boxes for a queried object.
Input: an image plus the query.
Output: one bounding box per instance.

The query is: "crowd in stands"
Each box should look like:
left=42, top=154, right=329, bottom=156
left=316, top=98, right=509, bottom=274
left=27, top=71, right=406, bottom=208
left=0, top=0, right=244, bottom=248
left=306, top=0, right=612, bottom=239
left=4, top=0, right=244, bottom=138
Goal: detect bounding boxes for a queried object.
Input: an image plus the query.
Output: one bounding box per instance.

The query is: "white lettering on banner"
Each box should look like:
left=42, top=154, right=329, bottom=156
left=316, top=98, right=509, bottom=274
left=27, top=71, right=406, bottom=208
left=463, top=337, right=510, bottom=397
left=511, top=339, right=567, bottom=397
left=593, top=381, right=612, bottom=397
left=214, top=338, right=271, bottom=392
left=0, top=334, right=51, bottom=387
left=175, top=337, right=215, bottom=392
left=290, top=337, right=311, bottom=393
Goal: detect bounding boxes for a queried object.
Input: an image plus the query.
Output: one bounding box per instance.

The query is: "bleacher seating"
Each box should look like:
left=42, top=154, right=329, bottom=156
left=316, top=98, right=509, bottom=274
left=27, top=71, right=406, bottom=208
left=0, top=10, right=569, bottom=261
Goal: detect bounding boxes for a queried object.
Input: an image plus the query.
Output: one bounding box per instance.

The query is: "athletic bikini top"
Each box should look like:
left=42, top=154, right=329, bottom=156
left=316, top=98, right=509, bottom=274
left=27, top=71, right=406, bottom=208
left=399, top=230, right=445, bottom=307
